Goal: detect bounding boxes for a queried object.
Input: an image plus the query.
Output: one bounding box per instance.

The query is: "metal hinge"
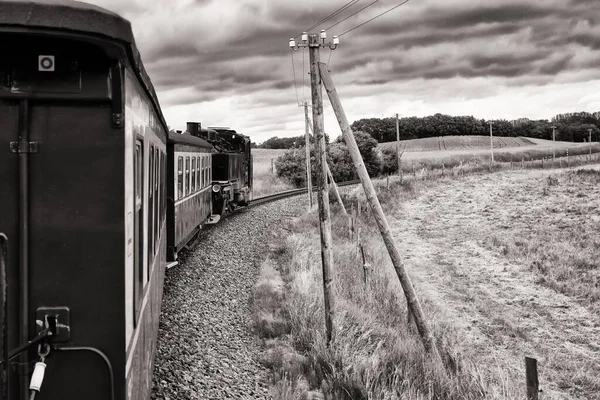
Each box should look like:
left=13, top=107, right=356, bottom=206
left=9, top=141, right=38, bottom=154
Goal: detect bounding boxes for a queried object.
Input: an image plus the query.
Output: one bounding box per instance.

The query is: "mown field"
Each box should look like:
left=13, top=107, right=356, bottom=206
left=252, top=163, right=600, bottom=399
left=252, top=136, right=600, bottom=197
left=378, top=136, right=600, bottom=170
left=379, top=135, right=535, bottom=152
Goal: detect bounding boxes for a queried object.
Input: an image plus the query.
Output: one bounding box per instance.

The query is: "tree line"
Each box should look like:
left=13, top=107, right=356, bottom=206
left=258, top=111, right=600, bottom=149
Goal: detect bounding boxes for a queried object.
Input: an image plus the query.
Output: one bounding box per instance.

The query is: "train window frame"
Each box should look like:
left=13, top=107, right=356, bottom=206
left=177, top=156, right=183, bottom=199
left=196, top=157, right=200, bottom=189
left=185, top=157, right=190, bottom=196
left=134, top=141, right=144, bottom=327
left=154, top=147, right=159, bottom=252
left=148, top=145, right=154, bottom=272
left=161, top=152, right=166, bottom=222
left=199, top=157, right=203, bottom=188
left=192, top=157, right=196, bottom=193
left=206, top=155, right=210, bottom=186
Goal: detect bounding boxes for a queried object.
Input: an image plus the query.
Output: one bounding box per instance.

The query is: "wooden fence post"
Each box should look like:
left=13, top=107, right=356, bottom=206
left=525, top=357, right=539, bottom=400
left=360, top=244, right=370, bottom=286
left=319, top=62, right=441, bottom=360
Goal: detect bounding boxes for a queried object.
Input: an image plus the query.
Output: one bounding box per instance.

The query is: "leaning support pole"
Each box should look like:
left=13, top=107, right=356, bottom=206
left=310, top=36, right=334, bottom=346
left=326, top=163, right=347, bottom=215
left=319, top=62, right=441, bottom=360
left=303, top=102, right=314, bottom=208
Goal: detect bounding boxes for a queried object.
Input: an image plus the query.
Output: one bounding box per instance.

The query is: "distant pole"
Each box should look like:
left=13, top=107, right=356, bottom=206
left=309, top=33, right=334, bottom=346
left=303, top=102, right=313, bottom=208
left=589, top=128, right=593, bottom=156
left=395, top=113, right=401, bottom=174
left=489, top=121, right=494, bottom=164
left=552, top=125, right=556, bottom=162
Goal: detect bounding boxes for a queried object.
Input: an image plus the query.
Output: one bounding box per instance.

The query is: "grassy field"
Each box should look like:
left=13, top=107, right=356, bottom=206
left=379, top=136, right=600, bottom=171
left=252, top=148, right=294, bottom=197
left=379, top=135, right=535, bottom=152
left=252, top=163, right=600, bottom=399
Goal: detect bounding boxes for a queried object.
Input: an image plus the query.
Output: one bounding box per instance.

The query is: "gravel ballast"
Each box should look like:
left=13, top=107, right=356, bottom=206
left=151, top=196, right=306, bottom=399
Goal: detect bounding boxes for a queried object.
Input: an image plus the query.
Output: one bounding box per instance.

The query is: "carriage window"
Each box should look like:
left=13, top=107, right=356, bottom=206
left=149, top=146, right=154, bottom=267
left=161, top=152, right=166, bottom=221
left=185, top=157, right=190, bottom=195
left=199, top=157, right=203, bottom=188
left=154, top=147, right=159, bottom=251
left=206, top=156, right=210, bottom=185
left=177, top=156, right=183, bottom=199
left=196, top=157, right=200, bottom=189
left=192, top=157, right=196, bottom=192
left=134, top=141, right=144, bottom=326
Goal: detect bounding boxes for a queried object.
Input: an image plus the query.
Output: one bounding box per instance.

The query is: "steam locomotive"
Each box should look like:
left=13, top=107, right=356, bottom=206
left=0, top=1, right=251, bottom=399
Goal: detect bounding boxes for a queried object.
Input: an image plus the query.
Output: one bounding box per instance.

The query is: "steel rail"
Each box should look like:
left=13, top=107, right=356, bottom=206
left=248, top=179, right=360, bottom=208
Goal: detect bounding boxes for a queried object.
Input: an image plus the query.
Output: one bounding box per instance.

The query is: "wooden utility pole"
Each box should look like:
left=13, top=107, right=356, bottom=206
left=319, top=62, right=441, bottom=360
left=489, top=121, right=494, bottom=164
left=395, top=113, right=401, bottom=174
left=309, top=34, right=334, bottom=346
left=552, top=125, right=556, bottom=162
left=589, top=128, right=593, bottom=156
left=303, top=102, right=313, bottom=208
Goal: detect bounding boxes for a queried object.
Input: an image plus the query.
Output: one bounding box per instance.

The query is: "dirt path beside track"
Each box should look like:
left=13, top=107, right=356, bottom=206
left=389, top=166, right=600, bottom=399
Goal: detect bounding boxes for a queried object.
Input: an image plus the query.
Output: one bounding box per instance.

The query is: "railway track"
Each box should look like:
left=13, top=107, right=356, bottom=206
left=248, top=179, right=361, bottom=207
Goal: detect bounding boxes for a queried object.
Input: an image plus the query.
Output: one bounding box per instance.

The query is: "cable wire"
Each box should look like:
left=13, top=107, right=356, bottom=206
left=324, top=0, right=380, bottom=32
left=302, top=47, right=306, bottom=102
left=290, top=49, right=299, bottom=104
left=294, top=0, right=359, bottom=38
left=339, top=0, right=411, bottom=37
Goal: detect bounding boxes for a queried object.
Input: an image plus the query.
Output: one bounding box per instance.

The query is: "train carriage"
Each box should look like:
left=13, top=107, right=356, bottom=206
left=0, top=1, right=168, bottom=399
left=166, top=123, right=214, bottom=261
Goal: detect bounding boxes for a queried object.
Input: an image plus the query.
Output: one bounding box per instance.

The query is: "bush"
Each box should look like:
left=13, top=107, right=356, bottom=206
left=275, top=131, right=383, bottom=187
left=380, top=147, right=402, bottom=175
left=274, top=149, right=311, bottom=187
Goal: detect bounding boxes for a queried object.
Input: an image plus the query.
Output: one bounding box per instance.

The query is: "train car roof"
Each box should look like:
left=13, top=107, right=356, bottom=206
left=168, top=131, right=214, bottom=149
left=0, top=0, right=168, bottom=130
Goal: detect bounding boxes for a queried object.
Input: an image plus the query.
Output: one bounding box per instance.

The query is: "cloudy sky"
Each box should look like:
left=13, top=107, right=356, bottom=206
left=87, top=0, right=600, bottom=144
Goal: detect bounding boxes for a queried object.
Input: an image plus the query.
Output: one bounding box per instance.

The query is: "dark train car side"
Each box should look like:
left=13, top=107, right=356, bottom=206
left=0, top=1, right=168, bottom=400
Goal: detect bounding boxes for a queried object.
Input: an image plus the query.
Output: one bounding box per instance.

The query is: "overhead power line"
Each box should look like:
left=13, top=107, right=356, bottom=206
left=339, top=0, right=411, bottom=37
left=295, top=0, right=360, bottom=38
left=324, top=0, right=380, bottom=32
left=290, top=49, right=299, bottom=104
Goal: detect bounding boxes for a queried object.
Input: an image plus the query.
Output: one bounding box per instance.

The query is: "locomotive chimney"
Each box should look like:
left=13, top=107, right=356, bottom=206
left=186, top=122, right=201, bottom=137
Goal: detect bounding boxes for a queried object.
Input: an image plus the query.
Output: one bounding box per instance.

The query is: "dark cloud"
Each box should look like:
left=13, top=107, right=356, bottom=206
left=539, top=54, right=574, bottom=75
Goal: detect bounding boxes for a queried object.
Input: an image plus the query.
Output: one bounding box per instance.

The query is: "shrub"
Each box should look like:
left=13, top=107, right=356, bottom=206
left=275, top=131, right=383, bottom=187
left=380, top=147, right=402, bottom=175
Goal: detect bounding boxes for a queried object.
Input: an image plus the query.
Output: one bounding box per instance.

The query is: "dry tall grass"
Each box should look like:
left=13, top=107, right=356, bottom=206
left=483, top=168, right=600, bottom=311
left=253, top=179, right=522, bottom=399
left=253, top=149, right=295, bottom=197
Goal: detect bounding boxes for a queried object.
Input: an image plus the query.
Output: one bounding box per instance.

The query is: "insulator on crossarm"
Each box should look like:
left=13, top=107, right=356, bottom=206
left=302, top=32, right=308, bottom=42
left=320, top=29, right=326, bottom=40
left=333, top=36, right=339, bottom=45
left=289, top=38, right=296, bottom=48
